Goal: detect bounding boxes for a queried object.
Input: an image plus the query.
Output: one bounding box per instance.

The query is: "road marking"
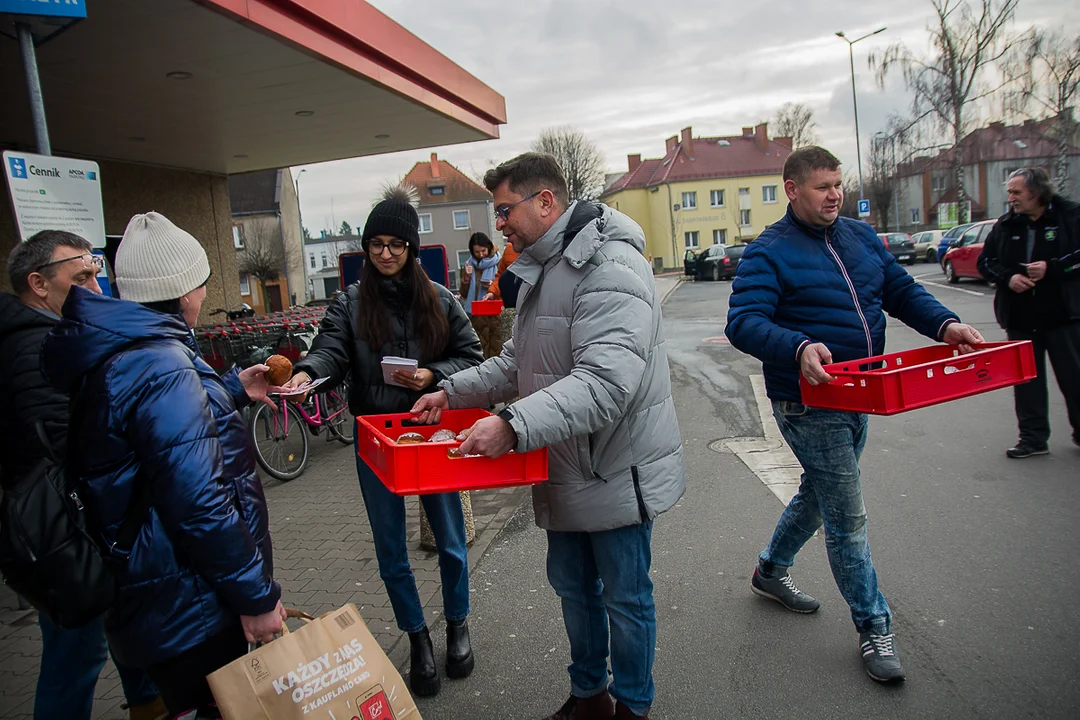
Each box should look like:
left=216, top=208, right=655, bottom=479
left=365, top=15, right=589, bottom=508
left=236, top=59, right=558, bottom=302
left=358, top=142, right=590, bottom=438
left=910, top=271, right=941, bottom=280
left=720, top=374, right=801, bottom=505
left=916, top=279, right=989, bottom=297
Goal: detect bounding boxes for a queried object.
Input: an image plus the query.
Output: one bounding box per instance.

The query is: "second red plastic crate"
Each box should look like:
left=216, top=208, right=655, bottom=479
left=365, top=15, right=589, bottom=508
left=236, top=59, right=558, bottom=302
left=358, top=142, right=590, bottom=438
left=800, top=341, right=1036, bottom=415
left=470, top=299, right=503, bottom=316
left=356, top=409, right=548, bottom=495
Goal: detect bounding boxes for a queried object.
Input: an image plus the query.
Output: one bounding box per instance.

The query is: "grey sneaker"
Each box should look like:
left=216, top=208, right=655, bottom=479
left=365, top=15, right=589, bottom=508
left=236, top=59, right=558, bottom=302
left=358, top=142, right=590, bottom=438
left=859, top=631, right=906, bottom=683
left=751, top=568, right=821, bottom=613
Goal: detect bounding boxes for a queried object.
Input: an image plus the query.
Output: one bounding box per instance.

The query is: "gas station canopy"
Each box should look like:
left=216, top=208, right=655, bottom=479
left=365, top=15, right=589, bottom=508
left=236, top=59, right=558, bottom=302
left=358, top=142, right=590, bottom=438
left=0, top=0, right=506, bottom=174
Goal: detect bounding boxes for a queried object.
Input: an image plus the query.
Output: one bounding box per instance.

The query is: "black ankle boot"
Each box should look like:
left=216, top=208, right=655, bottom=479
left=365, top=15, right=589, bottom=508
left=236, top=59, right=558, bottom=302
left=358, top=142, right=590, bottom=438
left=445, top=617, right=475, bottom=679
left=408, top=627, right=440, bottom=697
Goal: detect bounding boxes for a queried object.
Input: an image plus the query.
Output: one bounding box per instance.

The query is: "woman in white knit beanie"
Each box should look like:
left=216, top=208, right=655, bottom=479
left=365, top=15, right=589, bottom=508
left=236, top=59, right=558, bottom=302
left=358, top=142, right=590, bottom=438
left=42, top=212, right=285, bottom=719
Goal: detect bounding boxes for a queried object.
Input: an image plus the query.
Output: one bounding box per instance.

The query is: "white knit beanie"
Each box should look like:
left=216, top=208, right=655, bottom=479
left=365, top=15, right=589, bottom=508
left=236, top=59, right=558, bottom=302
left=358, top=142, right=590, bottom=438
left=116, top=212, right=211, bottom=303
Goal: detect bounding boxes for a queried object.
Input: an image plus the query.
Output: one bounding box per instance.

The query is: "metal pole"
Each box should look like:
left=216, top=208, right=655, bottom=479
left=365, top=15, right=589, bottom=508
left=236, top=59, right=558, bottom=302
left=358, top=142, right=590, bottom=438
left=892, top=135, right=900, bottom=232
left=295, top=172, right=310, bottom=302
left=16, top=23, right=51, bottom=156
left=849, top=42, right=864, bottom=201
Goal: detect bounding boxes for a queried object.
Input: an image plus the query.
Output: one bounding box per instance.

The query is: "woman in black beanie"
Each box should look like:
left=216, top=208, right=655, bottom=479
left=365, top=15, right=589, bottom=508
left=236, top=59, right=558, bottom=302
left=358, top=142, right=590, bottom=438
left=284, top=199, right=483, bottom=698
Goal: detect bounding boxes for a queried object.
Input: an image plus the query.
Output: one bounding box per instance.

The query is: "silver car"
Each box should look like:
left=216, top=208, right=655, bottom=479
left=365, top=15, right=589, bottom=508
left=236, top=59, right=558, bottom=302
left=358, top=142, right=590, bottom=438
left=910, top=229, right=945, bottom=263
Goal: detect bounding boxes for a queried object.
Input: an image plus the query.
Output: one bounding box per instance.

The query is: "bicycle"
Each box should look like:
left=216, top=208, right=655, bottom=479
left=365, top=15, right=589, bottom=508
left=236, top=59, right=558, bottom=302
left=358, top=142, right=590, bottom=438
left=249, top=380, right=354, bottom=481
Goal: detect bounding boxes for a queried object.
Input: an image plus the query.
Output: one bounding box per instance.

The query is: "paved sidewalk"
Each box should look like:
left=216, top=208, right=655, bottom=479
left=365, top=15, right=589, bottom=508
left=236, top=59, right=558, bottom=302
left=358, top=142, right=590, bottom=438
left=0, top=434, right=528, bottom=719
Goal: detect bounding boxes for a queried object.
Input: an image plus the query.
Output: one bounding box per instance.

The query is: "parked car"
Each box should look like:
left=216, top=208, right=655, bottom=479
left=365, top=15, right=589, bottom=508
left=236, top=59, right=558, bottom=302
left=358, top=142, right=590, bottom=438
left=696, top=243, right=748, bottom=281
left=910, top=229, right=945, bottom=263
left=937, top=222, right=974, bottom=266
left=877, top=233, right=916, bottom=265
left=942, top=220, right=996, bottom=283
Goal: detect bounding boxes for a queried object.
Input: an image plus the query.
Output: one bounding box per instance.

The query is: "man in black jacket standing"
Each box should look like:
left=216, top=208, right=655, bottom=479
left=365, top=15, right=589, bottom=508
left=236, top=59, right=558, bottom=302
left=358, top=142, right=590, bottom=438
left=978, top=167, right=1080, bottom=458
left=0, top=231, right=164, bottom=720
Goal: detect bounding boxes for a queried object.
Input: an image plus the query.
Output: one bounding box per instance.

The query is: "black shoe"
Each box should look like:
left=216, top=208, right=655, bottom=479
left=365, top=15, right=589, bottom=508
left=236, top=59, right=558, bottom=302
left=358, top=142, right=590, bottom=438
left=751, top=567, right=821, bottom=613
left=1006, top=443, right=1050, bottom=458
left=408, top=627, right=440, bottom=697
left=445, top=618, right=475, bottom=679
left=859, top=631, right=906, bottom=683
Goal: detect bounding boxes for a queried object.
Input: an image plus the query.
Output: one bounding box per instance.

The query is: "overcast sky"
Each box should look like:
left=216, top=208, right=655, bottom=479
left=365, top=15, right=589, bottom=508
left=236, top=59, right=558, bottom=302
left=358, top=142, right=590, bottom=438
left=293, top=0, right=1078, bottom=236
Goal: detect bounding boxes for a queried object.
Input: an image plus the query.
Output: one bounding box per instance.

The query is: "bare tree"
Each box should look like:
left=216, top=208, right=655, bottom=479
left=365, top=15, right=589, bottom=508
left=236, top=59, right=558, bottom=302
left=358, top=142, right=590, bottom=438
left=867, top=135, right=899, bottom=230
left=237, top=221, right=297, bottom=310
left=1004, top=30, right=1080, bottom=193
left=839, top=173, right=864, bottom=219
left=773, top=103, right=819, bottom=147
left=339, top=220, right=353, bottom=236
left=531, top=126, right=607, bottom=202
left=872, top=0, right=1020, bottom=223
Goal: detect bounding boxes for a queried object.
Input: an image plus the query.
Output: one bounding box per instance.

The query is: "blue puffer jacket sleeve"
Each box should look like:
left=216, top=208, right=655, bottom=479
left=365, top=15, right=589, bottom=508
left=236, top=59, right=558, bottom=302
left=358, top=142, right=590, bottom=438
left=876, top=239, right=959, bottom=340
left=126, top=362, right=280, bottom=617
left=726, top=240, right=812, bottom=367
left=220, top=367, right=252, bottom=411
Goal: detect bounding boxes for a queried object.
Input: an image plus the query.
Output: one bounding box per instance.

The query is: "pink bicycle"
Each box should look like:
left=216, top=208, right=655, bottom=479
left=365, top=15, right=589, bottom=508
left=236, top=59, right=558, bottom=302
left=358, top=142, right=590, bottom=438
left=249, top=381, right=353, bottom=481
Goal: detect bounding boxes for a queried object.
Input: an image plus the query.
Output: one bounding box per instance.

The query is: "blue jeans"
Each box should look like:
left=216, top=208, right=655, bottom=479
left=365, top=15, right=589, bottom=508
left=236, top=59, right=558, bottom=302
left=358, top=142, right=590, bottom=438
left=546, top=522, right=656, bottom=716
left=354, top=449, right=470, bottom=632
left=760, top=401, right=892, bottom=635
left=36, top=614, right=159, bottom=720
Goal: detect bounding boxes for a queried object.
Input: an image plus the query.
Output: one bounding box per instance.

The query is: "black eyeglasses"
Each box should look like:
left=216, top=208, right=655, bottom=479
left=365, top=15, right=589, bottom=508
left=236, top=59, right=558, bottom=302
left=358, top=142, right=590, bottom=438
left=34, top=253, right=104, bottom=273
left=494, top=191, right=541, bottom=222
left=367, top=240, right=409, bottom=257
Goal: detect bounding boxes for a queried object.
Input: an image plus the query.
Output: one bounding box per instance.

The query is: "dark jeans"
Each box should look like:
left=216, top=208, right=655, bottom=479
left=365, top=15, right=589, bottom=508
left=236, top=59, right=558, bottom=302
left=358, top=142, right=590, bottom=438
left=760, top=401, right=891, bottom=635
left=354, top=442, right=470, bottom=632
left=146, top=625, right=247, bottom=719
left=546, top=522, right=656, bottom=716
left=1007, top=323, right=1080, bottom=447
left=36, top=614, right=159, bottom=720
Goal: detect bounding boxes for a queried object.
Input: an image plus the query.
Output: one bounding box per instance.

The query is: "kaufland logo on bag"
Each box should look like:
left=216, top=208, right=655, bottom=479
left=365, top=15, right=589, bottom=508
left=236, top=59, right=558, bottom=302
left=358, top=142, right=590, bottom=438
left=8, top=156, right=27, bottom=179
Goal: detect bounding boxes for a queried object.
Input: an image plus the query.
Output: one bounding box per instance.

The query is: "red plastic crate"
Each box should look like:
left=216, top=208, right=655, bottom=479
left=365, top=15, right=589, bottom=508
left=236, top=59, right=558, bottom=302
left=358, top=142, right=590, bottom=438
left=356, top=409, right=548, bottom=495
left=800, top=341, right=1036, bottom=416
left=470, top=299, right=503, bottom=316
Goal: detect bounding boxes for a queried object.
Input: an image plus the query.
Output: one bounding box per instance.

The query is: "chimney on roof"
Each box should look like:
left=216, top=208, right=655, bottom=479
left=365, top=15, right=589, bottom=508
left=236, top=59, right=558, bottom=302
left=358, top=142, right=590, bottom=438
left=775, top=136, right=793, bottom=149
left=742, top=127, right=754, bottom=137
left=628, top=153, right=642, bottom=172
left=680, top=127, right=694, bottom=157
left=430, top=153, right=440, bottom=178
left=989, top=121, right=1005, bottom=132
left=754, top=123, right=769, bottom=152
left=666, top=135, right=678, bottom=153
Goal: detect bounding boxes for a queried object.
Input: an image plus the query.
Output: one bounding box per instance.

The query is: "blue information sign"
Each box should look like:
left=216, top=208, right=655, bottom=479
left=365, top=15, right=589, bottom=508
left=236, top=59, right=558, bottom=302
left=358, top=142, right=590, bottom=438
left=857, top=199, right=871, bottom=218
left=0, top=0, right=86, bottom=19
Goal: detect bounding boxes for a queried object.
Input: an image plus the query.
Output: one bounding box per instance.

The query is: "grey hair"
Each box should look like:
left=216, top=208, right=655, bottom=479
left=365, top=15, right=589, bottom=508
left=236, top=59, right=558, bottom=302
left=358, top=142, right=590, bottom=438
left=1008, top=167, right=1054, bottom=206
left=7, top=230, right=93, bottom=295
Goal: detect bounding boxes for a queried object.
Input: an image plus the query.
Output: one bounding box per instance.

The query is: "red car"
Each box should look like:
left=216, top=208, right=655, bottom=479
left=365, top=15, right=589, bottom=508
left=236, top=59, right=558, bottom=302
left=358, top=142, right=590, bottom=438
left=942, top=220, right=995, bottom=283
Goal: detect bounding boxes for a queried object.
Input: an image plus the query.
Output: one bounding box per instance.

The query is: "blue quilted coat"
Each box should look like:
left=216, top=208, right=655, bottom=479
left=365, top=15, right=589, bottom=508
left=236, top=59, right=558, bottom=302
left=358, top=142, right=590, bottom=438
left=726, top=206, right=960, bottom=402
left=42, top=287, right=280, bottom=667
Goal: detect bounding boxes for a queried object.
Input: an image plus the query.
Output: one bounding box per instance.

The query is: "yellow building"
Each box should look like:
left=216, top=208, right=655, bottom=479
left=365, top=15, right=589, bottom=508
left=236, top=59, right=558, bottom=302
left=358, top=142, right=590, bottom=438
left=602, top=124, right=793, bottom=271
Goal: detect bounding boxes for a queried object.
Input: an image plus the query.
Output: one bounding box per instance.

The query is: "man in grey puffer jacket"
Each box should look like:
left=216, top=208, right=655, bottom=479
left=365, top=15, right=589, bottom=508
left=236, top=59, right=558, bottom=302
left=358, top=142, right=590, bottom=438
left=413, top=153, right=685, bottom=719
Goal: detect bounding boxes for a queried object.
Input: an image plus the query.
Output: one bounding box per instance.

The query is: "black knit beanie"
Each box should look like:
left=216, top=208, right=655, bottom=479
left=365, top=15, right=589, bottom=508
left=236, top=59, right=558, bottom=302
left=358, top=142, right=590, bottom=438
left=362, top=199, right=421, bottom=255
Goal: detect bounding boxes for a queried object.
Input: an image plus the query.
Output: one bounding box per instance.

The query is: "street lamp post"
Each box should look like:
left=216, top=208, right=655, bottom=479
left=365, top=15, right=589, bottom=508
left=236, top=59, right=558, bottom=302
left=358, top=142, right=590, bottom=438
left=294, top=168, right=309, bottom=302
left=837, top=27, right=886, bottom=202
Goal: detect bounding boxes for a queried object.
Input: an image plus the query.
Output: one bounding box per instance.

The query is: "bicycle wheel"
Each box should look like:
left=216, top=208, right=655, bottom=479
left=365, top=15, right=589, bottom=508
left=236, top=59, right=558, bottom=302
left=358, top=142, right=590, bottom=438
left=249, top=401, right=309, bottom=481
left=324, top=384, right=355, bottom=445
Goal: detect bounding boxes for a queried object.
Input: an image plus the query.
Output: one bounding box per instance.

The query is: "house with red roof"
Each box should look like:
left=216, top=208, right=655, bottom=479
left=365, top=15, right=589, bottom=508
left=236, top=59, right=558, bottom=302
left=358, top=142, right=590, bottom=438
left=402, top=153, right=497, bottom=289
left=602, top=124, right=793, bottom=271
left=894, top=118, right=1080, bottom=233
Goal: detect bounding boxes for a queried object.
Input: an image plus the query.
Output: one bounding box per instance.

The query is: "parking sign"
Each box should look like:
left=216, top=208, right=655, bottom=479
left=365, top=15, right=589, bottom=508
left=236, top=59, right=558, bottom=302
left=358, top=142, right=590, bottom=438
left=857, top=199, right=871, bottom=218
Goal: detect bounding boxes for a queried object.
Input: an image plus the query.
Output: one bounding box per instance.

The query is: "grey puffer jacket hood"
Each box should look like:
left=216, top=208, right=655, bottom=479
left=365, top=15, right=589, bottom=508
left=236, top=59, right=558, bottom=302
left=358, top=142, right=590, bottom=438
left=441, top=202, right=686, bottom=532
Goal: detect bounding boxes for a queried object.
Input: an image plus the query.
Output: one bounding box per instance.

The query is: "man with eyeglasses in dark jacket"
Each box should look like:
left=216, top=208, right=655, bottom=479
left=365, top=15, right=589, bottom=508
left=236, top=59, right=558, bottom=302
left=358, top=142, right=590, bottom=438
left=0, top=231, right=164, bottom=720
left=978, top=167, right=1080, bottom=458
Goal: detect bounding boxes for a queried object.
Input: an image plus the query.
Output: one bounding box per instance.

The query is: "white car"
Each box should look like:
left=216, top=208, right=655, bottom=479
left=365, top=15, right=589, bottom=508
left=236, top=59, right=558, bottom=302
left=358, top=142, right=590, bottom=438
left=910, top=229, right=945, bottom=263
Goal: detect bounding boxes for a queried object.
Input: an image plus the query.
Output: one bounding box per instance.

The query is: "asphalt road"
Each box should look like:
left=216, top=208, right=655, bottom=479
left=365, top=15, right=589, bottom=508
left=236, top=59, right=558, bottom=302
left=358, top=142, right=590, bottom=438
left=415, top=264, right=1080, bottom=719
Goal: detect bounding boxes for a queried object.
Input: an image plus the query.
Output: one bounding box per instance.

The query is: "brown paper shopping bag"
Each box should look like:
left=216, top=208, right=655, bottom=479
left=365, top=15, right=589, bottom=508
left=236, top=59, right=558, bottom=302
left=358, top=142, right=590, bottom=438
left=208, top=605, right=421, bottom=720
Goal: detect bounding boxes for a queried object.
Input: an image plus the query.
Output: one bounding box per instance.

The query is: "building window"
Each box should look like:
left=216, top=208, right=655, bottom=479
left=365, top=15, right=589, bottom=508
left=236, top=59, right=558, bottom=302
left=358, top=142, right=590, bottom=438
left=932, top=174, right=948, bottom=192
left=239, top=273, right=251, bottom=296
left=321, top=251, right=328, bottom=268
left=232, top=224, right=244, bottom=249
left=419, top=213, right=433, bottom=234
left=453, top=210, right=470, bottom=230
left=684, top=231, right=699, bottom=249
left=457, top=250, right=472, bottom=269
left=740, top=209, right=752, bottom=226
left=911, top=208, right=920, bottom=225
left=681, top=192, right=697, bottom=210
left=309, top=253, right=316, bottom=269
left=429, top=186, right=445, bottom=196
left=710, top=189, right=725, bottom=207
left=738, top=187, right=750, bottom=196
left=713, top=229, right=727, bottom=245
left=762, top=185, right=777, bottom=204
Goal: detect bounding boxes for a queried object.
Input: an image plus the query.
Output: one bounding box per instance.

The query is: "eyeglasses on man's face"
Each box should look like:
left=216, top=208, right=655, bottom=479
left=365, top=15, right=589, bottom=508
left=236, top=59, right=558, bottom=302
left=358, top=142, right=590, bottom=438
left=494, top=191, right=542, bottom=222
left=367, top=240, right=409, bottom=257
left=34, top=253, right=104, bottom=274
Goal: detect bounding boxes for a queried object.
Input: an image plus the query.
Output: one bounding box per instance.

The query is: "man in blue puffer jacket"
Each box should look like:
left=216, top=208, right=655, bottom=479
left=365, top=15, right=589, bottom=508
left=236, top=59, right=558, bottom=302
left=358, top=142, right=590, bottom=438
left=726, top=147, right=983, bottom=684
left=42, top=212, right=284, bottom=718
